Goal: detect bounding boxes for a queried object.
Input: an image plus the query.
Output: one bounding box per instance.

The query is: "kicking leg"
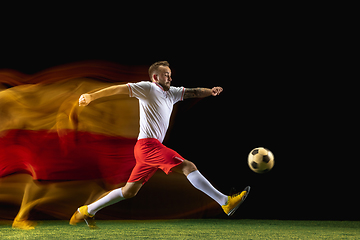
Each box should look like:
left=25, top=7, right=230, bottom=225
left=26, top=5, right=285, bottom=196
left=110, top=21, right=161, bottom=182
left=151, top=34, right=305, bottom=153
left=172, top=160, right=228, bottom=205
left=172, top=159, right=250, bottom=216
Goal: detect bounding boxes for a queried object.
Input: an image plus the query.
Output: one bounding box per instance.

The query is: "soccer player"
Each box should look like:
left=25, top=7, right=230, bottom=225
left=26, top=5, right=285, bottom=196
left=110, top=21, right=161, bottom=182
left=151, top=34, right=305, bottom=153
left=70, top=61, right=250, bottom=228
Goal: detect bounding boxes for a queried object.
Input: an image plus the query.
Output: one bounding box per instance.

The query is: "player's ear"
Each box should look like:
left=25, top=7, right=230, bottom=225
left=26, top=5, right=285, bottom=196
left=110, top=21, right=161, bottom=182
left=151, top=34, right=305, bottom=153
left=152, top=74, right=158, bottom=82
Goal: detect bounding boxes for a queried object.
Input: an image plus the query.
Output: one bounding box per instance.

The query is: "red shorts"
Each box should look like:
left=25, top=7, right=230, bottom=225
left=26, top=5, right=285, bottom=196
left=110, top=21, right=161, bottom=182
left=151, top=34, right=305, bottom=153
left=127, top=138, right=184, bottom=184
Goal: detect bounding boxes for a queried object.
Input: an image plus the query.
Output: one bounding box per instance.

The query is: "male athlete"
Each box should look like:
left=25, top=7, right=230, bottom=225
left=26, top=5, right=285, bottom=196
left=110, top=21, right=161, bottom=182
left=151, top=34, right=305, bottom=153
left=70, top=61, right=250, bottom=228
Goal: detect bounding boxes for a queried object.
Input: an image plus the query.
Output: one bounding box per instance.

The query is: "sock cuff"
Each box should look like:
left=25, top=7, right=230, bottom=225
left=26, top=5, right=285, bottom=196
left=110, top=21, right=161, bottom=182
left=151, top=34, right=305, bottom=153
left=119, top=188, right=124, bottom=198
left=187, top=170, right=200, bottom=179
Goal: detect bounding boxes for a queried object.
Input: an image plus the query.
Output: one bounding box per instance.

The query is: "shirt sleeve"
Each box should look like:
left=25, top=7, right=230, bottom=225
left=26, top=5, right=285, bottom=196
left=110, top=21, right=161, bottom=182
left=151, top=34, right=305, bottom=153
left=127, top=81, right=151, bottom=100
left=170, top=86, right=185, bottom=104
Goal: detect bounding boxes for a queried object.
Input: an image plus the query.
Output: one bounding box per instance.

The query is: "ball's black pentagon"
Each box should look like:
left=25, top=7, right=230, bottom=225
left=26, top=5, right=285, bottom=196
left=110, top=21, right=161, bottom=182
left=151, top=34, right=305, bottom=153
left=251, top=149, right=259, bottom=155
left=251, top=161, right=258, bottom=169
left=263, top=155, right=270, bottom=163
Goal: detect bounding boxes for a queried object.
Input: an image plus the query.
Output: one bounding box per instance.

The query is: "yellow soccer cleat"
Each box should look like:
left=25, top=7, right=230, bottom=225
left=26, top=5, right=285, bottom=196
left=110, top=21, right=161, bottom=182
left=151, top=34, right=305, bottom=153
left=70, top=205, right=98, bottom=229
left=222, top=186, right=250, bottom=216
left=12, top=218, right=37, bottom=230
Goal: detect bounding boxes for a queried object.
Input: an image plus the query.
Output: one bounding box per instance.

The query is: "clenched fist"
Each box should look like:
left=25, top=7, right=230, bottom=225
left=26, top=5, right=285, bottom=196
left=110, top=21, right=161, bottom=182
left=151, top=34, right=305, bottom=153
left=79, top=94, right=92, bottom=106
left=211, top=87, right=223, bottom=96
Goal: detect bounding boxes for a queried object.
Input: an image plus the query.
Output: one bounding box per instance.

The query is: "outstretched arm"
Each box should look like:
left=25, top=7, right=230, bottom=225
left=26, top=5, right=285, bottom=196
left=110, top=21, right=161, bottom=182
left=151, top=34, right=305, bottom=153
left=79, top=84, right=129, bottom=106
left=184, top=87, right=223, bottom=99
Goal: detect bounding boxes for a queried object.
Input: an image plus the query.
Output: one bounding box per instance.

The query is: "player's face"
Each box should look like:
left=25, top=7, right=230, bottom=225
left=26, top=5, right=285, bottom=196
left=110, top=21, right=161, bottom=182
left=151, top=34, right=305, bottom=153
left=156, top=66, right=172, bottom=91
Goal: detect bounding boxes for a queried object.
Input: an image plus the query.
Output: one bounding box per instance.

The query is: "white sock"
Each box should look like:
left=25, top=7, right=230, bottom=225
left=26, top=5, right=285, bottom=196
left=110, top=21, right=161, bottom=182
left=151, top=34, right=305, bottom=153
left=187, top=170, right=228, bottom=206
left=87, top=188, right=125, bottom=216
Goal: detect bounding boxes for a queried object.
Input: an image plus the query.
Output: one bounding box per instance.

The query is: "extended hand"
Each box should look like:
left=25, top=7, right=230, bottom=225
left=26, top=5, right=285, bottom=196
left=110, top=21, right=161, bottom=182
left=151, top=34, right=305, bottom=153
left=211, top=87, right=223, bottom=96
left=79, top=94, right=92, bottom=106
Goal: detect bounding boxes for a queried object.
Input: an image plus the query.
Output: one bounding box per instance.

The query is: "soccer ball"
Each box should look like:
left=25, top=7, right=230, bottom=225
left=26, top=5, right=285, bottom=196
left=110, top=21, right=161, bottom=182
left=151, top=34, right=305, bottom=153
left=248, top=147, right=274, bottom=173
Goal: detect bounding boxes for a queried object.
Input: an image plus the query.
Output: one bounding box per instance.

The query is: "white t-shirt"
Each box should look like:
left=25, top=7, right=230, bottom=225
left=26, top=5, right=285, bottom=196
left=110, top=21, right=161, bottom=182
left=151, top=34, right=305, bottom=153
left=127, top=81, right=185, bottom=143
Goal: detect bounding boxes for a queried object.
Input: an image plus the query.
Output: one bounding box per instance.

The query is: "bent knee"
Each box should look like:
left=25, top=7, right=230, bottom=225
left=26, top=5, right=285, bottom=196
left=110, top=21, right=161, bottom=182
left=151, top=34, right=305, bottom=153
left=123, top=191, right=137, bottom=199
left=121, top=182, right=142, bottom=199
left=183, top=160, right=198, bottom=176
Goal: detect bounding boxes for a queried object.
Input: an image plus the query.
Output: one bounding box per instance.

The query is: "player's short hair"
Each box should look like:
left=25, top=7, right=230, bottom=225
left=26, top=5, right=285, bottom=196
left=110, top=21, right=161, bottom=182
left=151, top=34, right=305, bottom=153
left=148, top=61, right=170, bottom=81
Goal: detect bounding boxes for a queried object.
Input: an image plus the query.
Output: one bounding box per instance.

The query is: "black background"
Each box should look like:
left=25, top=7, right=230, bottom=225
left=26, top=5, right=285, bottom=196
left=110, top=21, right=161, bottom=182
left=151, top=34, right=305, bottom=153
left=1, top=6, right=356, bottom=220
